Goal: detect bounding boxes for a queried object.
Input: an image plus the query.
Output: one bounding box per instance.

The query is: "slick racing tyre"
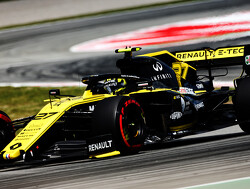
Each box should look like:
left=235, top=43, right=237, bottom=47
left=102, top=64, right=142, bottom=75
left=93, top=96, right=146, bottom=154
left=0, top=111, right=15, bottom=150
left=234, top=77, right=250, bottom=133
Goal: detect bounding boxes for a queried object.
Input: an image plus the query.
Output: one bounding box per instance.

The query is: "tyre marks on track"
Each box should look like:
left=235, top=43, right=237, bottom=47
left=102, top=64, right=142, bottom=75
left=70, top=11, right=250, bottom=52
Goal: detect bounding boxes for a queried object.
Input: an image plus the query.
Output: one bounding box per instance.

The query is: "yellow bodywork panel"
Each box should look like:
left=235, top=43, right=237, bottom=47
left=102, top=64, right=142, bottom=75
left=172, top=62, right=196, bottom=80
left=139, top=50, right=197, bottom=87
left=172, top=62, right=196, bottom=87
left=139, top=50, right=182, bottom=62
left=116, top=47, right=141, bottom=53
left=1, top=92, right=112, bottom=160
left=129, top=88, right=172, bottom=95
left=89, top=151, right=120, bottom=159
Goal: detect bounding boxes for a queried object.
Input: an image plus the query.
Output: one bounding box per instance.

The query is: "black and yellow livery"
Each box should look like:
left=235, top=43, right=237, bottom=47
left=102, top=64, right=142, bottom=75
left=1, top=45, right=250, bottom=162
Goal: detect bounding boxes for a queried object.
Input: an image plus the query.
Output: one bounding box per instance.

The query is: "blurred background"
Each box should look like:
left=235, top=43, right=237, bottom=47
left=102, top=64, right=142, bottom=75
left=0, top=0, right=249, bottom=86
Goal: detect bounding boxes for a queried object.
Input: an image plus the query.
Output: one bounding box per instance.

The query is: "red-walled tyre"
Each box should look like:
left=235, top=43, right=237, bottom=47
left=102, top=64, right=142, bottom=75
left=0, top=111, right=15, bottom=150
left=93, top=96, right=146, bottom=154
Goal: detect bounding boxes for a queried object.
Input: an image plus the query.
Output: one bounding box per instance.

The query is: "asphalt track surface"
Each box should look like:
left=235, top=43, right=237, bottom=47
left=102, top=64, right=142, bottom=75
left=0, top=126, right=248, bottom=189
left=2, top=1, right=250, bottom=189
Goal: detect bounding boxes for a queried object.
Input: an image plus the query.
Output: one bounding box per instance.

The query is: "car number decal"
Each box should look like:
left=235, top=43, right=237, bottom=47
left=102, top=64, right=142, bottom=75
left=34, top=112, right=58, bottom=120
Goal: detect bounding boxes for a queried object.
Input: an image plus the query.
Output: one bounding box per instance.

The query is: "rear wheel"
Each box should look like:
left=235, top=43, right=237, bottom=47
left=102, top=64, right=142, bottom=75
left=0, top=111, right=15, bottom=150
left=234, top=77, right=250, bottom=133
left=93, top=96, right=146, bottom=154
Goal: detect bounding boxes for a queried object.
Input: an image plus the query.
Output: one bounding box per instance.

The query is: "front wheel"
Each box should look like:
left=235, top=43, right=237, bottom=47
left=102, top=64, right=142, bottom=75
left=0, top=111, right=15, bottom=150
left=93, top=96, right=146, bottom=154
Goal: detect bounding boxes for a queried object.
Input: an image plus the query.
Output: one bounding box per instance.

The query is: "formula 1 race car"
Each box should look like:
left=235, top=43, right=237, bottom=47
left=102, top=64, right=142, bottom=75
left=1, top=45, right=250, bottom=162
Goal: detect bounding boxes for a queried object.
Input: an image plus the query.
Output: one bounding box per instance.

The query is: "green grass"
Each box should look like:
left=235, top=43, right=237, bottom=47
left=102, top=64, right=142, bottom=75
left=0, top=87, right=84, bottom=120
left=0, top=86, right=232, bottom=120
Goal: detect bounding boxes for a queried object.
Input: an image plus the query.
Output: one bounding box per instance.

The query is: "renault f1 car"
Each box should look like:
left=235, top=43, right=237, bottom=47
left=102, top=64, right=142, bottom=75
left=1, top=45, right=250, bottom=162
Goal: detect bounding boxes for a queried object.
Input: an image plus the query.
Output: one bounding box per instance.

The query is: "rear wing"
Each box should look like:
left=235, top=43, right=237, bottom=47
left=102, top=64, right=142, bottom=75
left=173, top=45, right=250, bottom=68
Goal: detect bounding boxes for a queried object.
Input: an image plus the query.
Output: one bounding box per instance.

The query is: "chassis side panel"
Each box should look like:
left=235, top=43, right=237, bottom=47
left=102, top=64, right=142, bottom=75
left=1, top=94, right=111, bottom=160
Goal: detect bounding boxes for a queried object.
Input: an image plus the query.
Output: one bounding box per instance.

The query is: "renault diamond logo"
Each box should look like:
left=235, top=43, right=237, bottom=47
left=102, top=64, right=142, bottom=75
left=10, top=143, right=22, bottom=150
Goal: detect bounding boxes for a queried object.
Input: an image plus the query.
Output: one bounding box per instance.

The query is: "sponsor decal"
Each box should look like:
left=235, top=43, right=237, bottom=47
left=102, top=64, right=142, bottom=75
left=176, top=46, right=244, bottom=62
left=88, top=140, right=113, bottom=152
left=138, top=83, right=149, bottom=87
left=89, top=105, right=95, bottom=111
left=153, top=62, right=163, bottom=71
left=124, top=99, right=140, bottom=107
left=170, top=112, right=183, bottom=120
left=121, top=75, right=140, bottom=79
left=176, top=50, right=209, bottom=61
left=194, top=102, right=204, bottom=111
left=23, top=128, right=41, bottom=132
left=151, top=73, right=172, bottom=81
left=196, top=83, right=204, bottom=89
left=178, top=87, right=195, bottom=95
left=34, top=112, right=58, bottom=120
left=245, top=55, right=250, bottom=65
